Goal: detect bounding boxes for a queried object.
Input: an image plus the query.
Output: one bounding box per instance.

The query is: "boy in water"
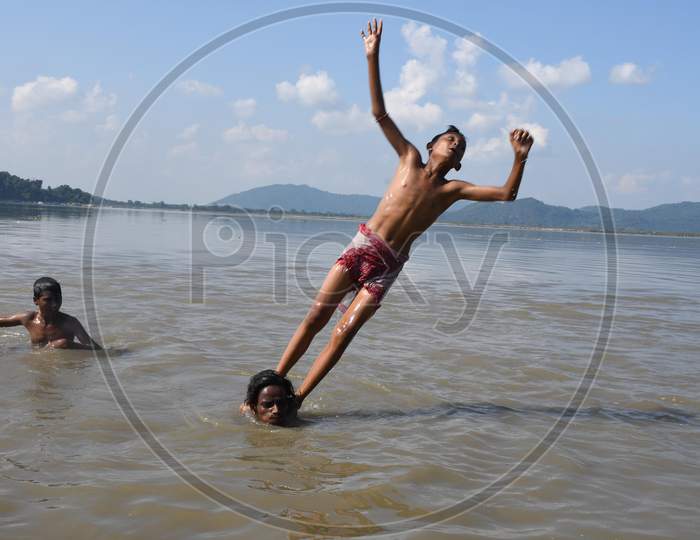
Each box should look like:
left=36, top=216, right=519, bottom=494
left=0, top=277, right=102, bottom=350
left=247, top=20, right=533, bottom=416
left=244, top=370, right=299, bottom=426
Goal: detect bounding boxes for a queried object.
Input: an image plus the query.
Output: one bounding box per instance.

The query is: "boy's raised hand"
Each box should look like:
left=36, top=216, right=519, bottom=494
left=510, top=128, right=534, bottom=158
left=361, top=18, right=383, bottom=57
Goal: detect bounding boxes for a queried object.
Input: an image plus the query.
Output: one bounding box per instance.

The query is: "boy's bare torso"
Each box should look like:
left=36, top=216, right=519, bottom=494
left=20, top=311, right=78, bottom=346
left=26, top=311, right=77, bottom=346
left=367, top=152, right=457, bottom=257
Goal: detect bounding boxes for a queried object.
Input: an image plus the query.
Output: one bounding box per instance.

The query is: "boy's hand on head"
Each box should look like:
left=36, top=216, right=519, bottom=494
left=361, top=18, right=383, bottom=57
left=510, top=128, right=534, bottom=159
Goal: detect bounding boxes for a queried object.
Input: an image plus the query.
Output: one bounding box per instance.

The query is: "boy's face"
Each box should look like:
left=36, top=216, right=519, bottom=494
left=34, top=290, right=62, bottom=315
left=253, top=385, right=296, bottom=426
left=431, top=133, right=466, bottom=169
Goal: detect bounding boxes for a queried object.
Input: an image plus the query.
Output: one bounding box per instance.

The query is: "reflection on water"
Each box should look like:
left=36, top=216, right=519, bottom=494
left=0, top=202, right=93, bottom=221
left=1, top=205, right=699, bottom=539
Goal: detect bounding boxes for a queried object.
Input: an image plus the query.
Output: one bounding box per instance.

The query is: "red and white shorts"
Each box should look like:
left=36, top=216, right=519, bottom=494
left=335, top=223, right=408, bottom=310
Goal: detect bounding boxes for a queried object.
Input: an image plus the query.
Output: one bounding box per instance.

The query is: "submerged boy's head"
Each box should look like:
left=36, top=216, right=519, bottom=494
left=33, top=277, right=62, bottom=313
left=427, top=125, right=467, bottom=171
left=245, top=369, right=297, bottom=426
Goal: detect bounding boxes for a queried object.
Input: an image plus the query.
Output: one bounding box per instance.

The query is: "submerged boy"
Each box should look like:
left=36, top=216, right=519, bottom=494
left=0, top=277, right=102, bottom=350
left=244, top=370, right=299, bottom=426
left=246, top=20, right=534, bottom=421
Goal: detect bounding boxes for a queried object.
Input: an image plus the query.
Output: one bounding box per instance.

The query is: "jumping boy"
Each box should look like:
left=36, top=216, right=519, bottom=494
left=0, top=277, right=102, bottom=350
left=249, top=20, right=533, bottom=412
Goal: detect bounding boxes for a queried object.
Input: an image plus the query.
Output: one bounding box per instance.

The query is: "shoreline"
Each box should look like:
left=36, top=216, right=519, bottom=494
left=2, top=200, right=699, bottom=239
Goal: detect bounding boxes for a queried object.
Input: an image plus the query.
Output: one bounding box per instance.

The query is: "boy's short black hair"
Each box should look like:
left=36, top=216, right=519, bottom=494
left=33, top=277, right=62, bottom=300
left=428, top=125, right=467, bottom=150
left=245, top=369, right=295, bottom=408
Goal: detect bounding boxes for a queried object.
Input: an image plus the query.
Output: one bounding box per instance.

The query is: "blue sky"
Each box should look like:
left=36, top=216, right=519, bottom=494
left=1, top=0, right=697, bottom=209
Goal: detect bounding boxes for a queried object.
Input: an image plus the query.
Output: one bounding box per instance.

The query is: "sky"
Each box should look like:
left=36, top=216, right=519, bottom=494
left=1, top=0, right=698, bottom=210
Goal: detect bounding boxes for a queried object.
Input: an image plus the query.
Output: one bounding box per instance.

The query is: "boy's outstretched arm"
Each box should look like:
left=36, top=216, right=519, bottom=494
left=449, top=129, right=534, bottom=202
left=0, top=312, right=30, bottom=328
left=362, top=19, right=416, bottom=158
left=71, top=317, right=103, bottom=350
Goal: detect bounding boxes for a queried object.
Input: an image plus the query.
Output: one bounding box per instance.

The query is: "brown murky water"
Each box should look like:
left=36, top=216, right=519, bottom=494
left=1, top=204, right=698, bottom=539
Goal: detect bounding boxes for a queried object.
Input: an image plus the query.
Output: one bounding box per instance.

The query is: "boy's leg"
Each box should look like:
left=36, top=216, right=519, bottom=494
left=295, top=288, right=379, bottom=403
left=275, top=264, right=355, bottom=376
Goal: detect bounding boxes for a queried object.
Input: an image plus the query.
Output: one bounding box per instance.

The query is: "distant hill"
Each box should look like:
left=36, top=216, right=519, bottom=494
left=216, top=184, right=700, bottom=233
left=442, top=197, right=700, bottom=233
left=3, top=171, right=698, bottom=233
left=441, top=197, right=594, bottom=228
left=214, top=184, right=381, bottom=216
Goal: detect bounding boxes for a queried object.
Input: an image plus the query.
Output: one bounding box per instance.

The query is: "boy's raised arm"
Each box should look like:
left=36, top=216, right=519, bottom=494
left=450, top=129, right=534, bottom=202
left=362, top=19, right=416, bottom=158
left=0, top=312, right=30, bottom=328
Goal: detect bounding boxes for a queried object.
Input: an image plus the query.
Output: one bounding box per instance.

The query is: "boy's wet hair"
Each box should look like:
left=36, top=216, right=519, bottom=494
left=33, top=277, right=62, bottom=300
left=245, top=369, right=295, bottom=408
left=427, top=125, right=467, bottom=150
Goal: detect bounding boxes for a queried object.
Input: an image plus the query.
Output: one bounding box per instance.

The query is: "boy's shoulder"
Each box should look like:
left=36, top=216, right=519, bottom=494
left=56, top=311, right=79, bottom=325
left=402, top=144, right=423, bottom=165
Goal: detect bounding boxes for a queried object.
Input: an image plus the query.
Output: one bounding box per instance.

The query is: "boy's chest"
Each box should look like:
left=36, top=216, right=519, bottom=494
left=389, top=175, right=449, bottom=211
left=27, top=319, right=73, bottom=341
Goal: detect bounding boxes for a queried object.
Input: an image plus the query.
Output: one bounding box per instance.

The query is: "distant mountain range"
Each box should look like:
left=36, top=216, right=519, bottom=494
left=3, top=171, right=698, bottom=234
left=214, top=183, right=700, bottom=233
left=215, top=183, right=381, bottom=217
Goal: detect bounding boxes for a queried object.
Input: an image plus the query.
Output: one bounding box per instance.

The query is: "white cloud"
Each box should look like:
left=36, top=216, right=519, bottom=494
left=384, top=93, right=442, bottom=130
left=605, top=171, right=655, bottom=194
left=12, top=75, right=78, bottom=112
left=609, top=63, right=652, bottom=85
left=381, top=23, right=447, bottom=130
left=232, top=98, right=256, bottom=118
left=501, top=56, right=591, bottom=89
left=452, top=36, right=481, bottom=67
left=177, top=79, right=223, bottom=97
left=60, top=109, right=85, bottom=123
left=401, top=22, right=446, bottom=63
left=96, top=114, right=119, bottom=133
left=390, top=59, right=440, bottom=103
left=466, top=119, right=548, bottom=161
left=468, top=135, right=508, bottom=160
left=222, top=122, right=288, bottom=143
left=311, top=104, right=374, bottom=134
left=169, top=141, right=198, bottom=158
left=446, top=36, right=482, bottom=107
left=275, top=71, right=338, bottom=107
left=447, top=70, right=478, bottom=108
left=178, top=123, right=200, bottom=140
left=61, top=82, right=118, bottom=123
left=465, top=112, right=500, bottom=131
left=275, top=81, right=296, bottom=102
left=84, top=82, right=117, bottom=112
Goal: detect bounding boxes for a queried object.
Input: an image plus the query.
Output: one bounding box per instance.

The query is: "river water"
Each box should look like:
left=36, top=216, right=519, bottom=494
left=1, top=204, right=698, bottom=539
